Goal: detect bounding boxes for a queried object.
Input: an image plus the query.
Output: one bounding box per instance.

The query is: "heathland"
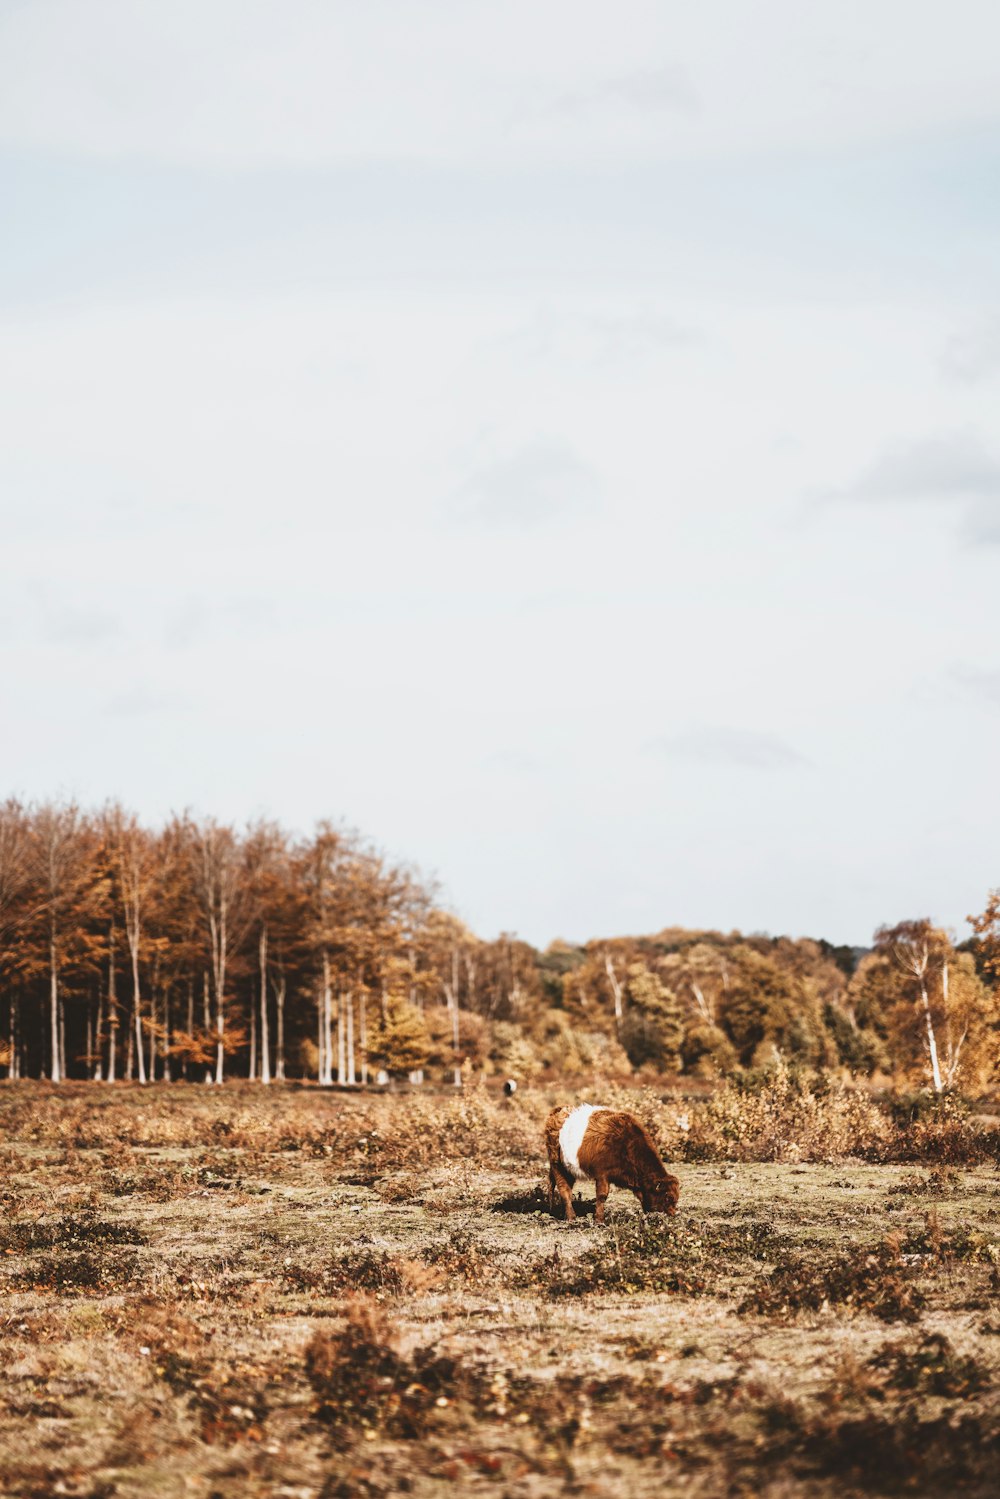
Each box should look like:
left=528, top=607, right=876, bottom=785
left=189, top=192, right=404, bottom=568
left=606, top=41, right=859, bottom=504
left=2, top=1075, right=1000, bottom=1498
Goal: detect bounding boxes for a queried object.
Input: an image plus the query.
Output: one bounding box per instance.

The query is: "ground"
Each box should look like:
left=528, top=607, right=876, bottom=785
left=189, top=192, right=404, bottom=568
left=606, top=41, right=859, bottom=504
left=1, top=1081, right=999, bottom=1497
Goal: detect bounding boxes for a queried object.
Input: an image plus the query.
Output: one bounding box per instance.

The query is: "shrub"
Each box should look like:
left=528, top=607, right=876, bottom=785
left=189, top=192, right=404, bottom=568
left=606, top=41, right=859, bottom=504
left=682, top=1066, right=891, bottom=1162
left=741, top=1235, right=926, bottom=1322
left=539, top=1217, right=715, bottom=1298
left=305, top=1297, right=469, bottom=1446
left=870, top=1333, right=992, bottom=1397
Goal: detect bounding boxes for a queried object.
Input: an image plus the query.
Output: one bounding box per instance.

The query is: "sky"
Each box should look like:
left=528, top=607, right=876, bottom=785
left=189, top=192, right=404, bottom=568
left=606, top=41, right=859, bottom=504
left=2, top=1, right=1000, bottom=949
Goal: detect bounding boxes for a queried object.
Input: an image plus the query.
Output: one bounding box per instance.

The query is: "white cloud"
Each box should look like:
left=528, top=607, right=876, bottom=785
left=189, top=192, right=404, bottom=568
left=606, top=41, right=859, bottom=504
left=1, top=2, right=999, bottom=168
left=650, top=727, right=809, bottom=770
left=451, top=440, right=604, bottom=527
left=941, top=315, right=1000, bottom=383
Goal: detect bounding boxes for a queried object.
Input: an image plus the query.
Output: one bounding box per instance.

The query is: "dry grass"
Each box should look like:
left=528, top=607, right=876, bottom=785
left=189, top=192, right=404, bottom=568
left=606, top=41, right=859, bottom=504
left=1, top=1079, right=999, bottom=1497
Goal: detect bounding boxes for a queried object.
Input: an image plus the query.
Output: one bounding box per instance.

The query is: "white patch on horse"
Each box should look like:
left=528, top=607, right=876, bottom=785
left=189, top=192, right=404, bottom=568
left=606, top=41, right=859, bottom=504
left=559, top=1104, right=607, bottom=1179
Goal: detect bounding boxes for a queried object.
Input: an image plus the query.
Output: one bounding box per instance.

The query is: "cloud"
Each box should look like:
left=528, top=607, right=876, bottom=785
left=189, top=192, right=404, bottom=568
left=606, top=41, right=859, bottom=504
left=951, top=665, right=1000, bottom=708
left=43, top=606, right=121, bottom=644
left=163, top=594, right=278, bottom=649
left=104, top=687, right=184, bottom=717
left=451, top=440, right=603, bottom=527
left=650, top=726, right=809, bottom=770
left=829, top=432, right=1000, bottom=543
left=846, top=433, right=1000, bottom=503
left=940, top=315, right=1000, bottom=383
left=553, top=65, right=699, bottom=119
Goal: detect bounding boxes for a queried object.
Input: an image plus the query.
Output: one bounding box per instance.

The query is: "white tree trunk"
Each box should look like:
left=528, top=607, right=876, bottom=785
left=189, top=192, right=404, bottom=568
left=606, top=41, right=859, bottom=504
left=131, top=944, right=147, bottom=1085
left=203, top=972, right=213, bottom=1084
left=49, top=931, right=61, bottom=1084
left=605, top=954, right=624, bottom=1035
left=321, top=950, right=333, bottom=1085
left=259, top=926, right=271, bottom=1084
left=920, top=981, right=943, bottom=1093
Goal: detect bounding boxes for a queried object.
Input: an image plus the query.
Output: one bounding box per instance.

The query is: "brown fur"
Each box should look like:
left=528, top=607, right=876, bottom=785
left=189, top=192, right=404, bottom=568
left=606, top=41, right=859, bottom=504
left=545, top=1106, right=680, bottom=1223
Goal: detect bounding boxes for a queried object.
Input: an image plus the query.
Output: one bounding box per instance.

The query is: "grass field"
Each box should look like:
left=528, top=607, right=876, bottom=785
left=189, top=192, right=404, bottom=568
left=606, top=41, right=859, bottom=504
left=2, top=1081, right=1000, bottom=1498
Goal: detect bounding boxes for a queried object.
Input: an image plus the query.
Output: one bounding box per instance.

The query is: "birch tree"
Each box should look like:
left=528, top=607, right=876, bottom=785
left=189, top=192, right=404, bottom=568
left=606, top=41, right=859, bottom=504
left=188, top=818, right=251, bottom=1084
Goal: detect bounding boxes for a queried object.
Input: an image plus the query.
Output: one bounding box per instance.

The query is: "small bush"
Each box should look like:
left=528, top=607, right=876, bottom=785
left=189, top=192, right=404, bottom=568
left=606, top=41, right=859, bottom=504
left=870, top=1332, right=992, bottom=1397
left=540, top=1217, right=715, bottom=1297
left=0, top=1211, right=146, bottom=1253
left=741, top=1235, right=927, bottom=1322
left=8, top=1246, right=143, bottom=1293
left=305, top=1297, right=469, bottom=1446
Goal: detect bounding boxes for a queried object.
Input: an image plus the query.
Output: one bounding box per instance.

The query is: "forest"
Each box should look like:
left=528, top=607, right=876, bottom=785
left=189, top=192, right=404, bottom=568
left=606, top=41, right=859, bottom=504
left=1, top=798, right=999, bottom=1095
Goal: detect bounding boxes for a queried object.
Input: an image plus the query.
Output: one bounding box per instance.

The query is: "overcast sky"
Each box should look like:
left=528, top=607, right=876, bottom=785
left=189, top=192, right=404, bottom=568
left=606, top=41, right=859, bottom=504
left=2, top=1, right=1000, bottom=948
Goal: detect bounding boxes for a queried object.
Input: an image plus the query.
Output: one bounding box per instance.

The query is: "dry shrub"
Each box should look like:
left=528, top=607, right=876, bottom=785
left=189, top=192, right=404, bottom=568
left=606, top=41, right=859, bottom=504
left=7, top=1246, right=144, bottom=1294
left=370, top=1090, right=539, bottom=1169
left=889, top=1168, right=963, bottom=1196
left=741, top=1234, right=926, bottom=1322
left=0, top=1210, right=145, bottom=1253
left=284, top=1247, right=407, bottom=1296
left=421, top=1228, right=491, bottom=1283
left=681, top=1068, right=891, bottom=1163
left=138, top=1300, right=270, bottom=1444
left=539, top=1217, right=715, bottom=1298
left=882, top=1092, right=1000, bottom=1165
left=901, top=1210, right=1000, bottom=1267
left=755, top=1395, right=1000, bottom=1492
left=870, top=1332, right=992, bottom=1397
left=305, top=1296, right=469, bottom=1446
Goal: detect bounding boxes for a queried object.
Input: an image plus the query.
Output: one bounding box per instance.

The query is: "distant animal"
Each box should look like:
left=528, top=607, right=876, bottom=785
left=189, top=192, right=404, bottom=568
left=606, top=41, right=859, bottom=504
left=545, top=1104, right=680, bottom=1224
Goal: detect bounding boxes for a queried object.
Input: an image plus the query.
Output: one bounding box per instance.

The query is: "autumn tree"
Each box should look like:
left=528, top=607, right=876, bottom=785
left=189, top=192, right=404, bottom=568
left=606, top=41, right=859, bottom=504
left=855, top=920, right=998, bottom=1092
left=365, top=994, right=431, bottom=1078
left=619, top=962, right=684, bottom=1072
left=28, top=803, right=104, bottom=1083
left=187, top=817, right=251, bottom=1084
left=0, top=800, right=41, bottom=1078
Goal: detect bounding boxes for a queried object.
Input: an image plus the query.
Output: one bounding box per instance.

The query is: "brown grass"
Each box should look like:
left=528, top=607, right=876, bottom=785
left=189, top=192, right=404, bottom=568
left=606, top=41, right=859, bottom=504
left=1, top=1078, right=1000, bottom=1497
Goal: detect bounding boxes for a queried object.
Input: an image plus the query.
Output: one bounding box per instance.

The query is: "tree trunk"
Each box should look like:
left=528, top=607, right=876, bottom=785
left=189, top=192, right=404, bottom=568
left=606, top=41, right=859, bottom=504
left=691, top=982, right=712, bottom=1024
left=446, top=948, right=462, bottom=1087
left=360, top=993, right=368, bottom=1085
left=10, top=995, right=19, bottom=1080
left=919, top=980, right=944, bottom=1093
left=185, top=979, right=194, bottom=1082
left=107, top=923, right=117, bottom=1082
left=203, top=972, right=212, bottom=1085
left=249, top=985, right=257, bottom=1081
left=337, top=994, right=346, bottom=1084
left=321, top=951, right=333, bottom=1086
left=274, top=971, right=286, bottom=1082
left=162, top=987, right=172, bottom=1082
left=131, top=941, right=147, bottom=1085
left=259, top=925, right=271, bottom=1085
left=49, top=928, right=61, bottom=1084
left=605, top=955, right=624, bottom=1035
left=346, top=993, right=355, bottom=1085
left=213, top=928, right=226, bottom=1086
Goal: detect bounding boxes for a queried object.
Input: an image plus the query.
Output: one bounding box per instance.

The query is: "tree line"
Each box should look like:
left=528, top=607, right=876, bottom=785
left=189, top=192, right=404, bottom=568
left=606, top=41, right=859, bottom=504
left=1, top=798, right=999, bottom=1092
